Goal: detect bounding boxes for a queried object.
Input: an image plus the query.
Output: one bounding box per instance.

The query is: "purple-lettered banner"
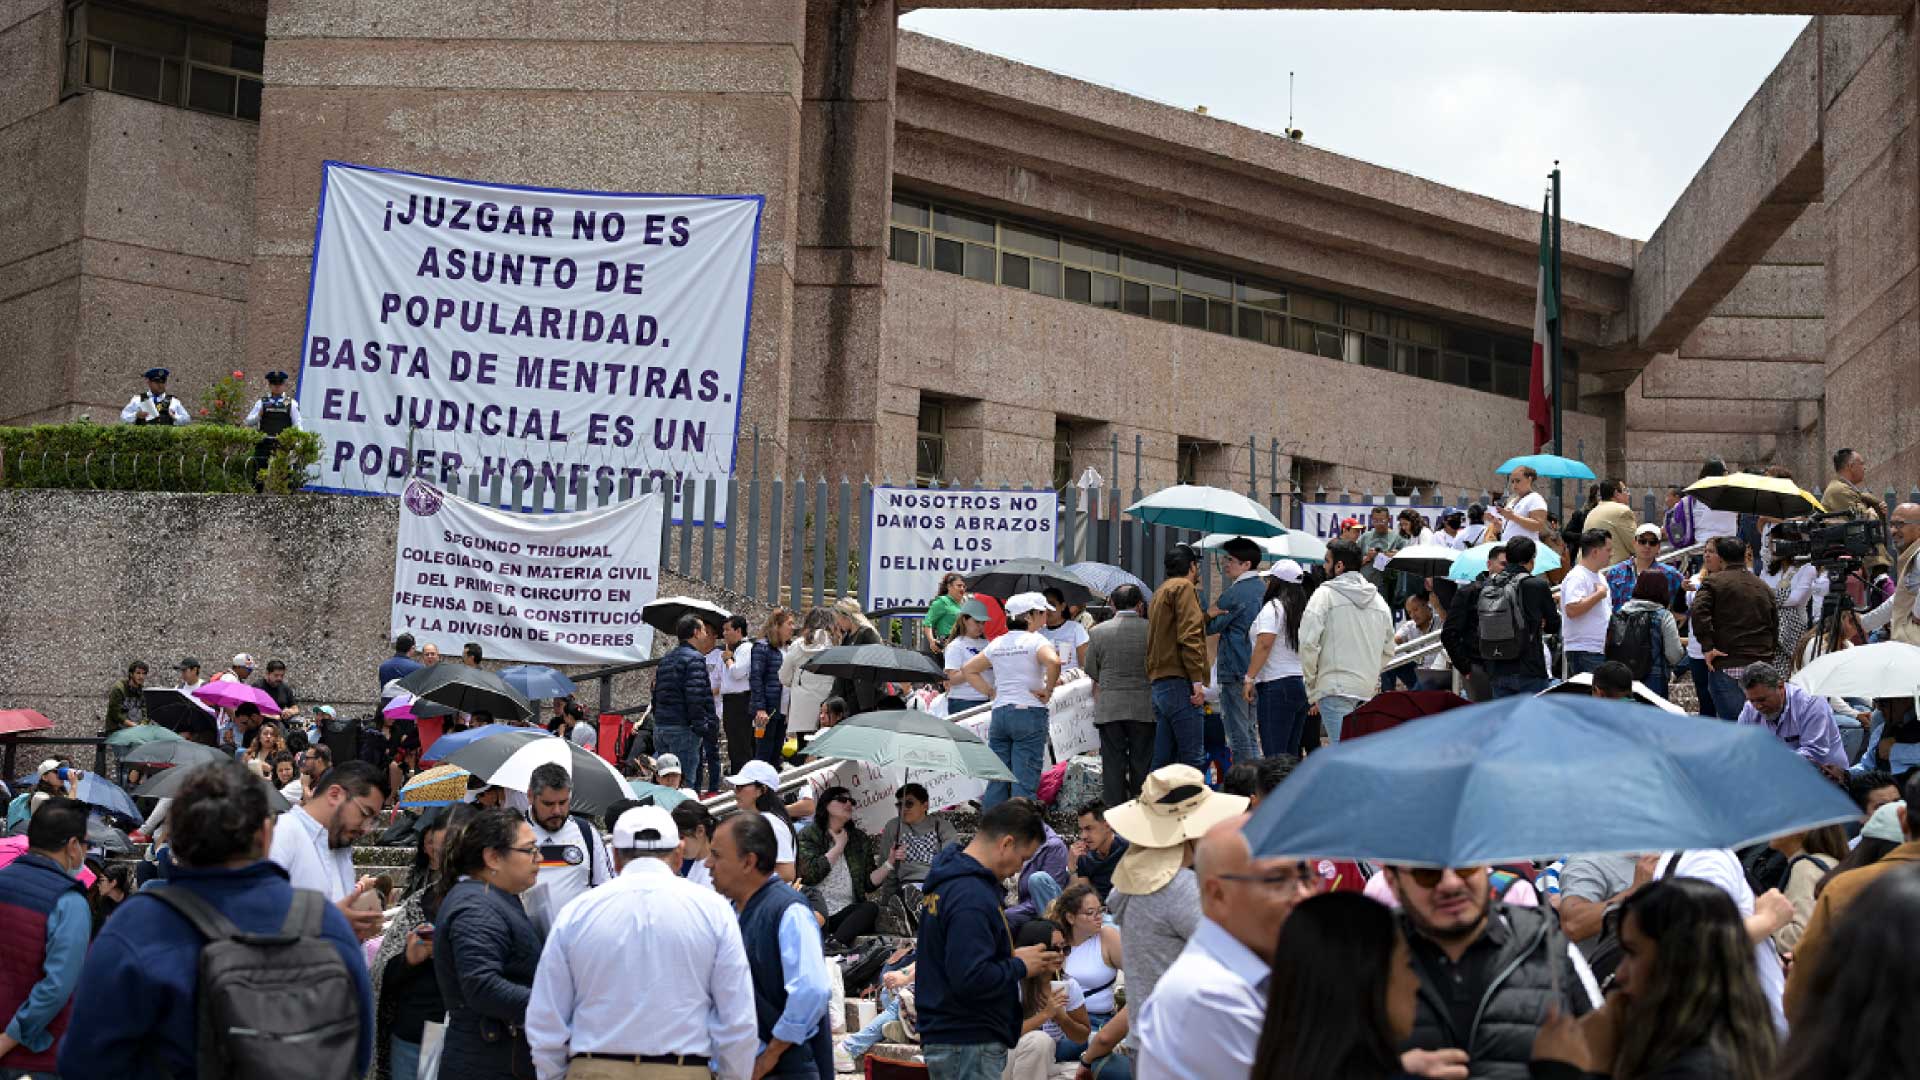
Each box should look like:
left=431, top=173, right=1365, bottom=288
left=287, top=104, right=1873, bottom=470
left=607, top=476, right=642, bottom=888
left=298, top=162, right=762, bottom=523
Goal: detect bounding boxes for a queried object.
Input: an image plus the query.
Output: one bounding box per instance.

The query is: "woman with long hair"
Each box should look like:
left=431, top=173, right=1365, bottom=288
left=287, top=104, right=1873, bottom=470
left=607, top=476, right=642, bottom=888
left=942, top=602, right=993, bottom=714
left=370, top=804, right=468, bottom=1080
left=1005, top=919, right=1092, bottom=1080
left=1766, top=824, right=1848, bottom=954
left=831, top=597, right=884, bottom=714
left=1538, top=877, right=1777, bottom=1080
left=1776, top=866, right=1920, bottom=1080
left=1243, top=561, right=1310, bottom=757
left=795, top=785, right=881, bottom=947
left=782, top=607, right=839, bottom=738
left=1048, top=882, right=1126, bottom=1074
left=1253, top=891, right=1417, bottom=1080
left=432, top=806, right=542, bottom=1080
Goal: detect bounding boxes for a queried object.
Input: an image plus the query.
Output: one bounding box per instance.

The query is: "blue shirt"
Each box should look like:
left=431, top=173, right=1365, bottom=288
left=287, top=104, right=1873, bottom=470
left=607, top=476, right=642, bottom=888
left=5, top=881, right=89, bottom=1052
left=1604, top=559, right=1684, bottom=611
left=378, top=655, right=423, bottom=696
left=770, top=900, right=831, bottom=1047
left=1207, top=573, right=1267, bottom=677
left=1737, top=683, right=1848, bottom=769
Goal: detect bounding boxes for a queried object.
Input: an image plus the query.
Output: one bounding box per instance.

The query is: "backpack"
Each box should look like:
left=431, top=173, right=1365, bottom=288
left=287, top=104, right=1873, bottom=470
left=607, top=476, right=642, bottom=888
left=1605, top=606, right=1659, bottom=681
left=1474, top=573, right=1529, bottom=661
left=147, top=886, right=360, bottom=1080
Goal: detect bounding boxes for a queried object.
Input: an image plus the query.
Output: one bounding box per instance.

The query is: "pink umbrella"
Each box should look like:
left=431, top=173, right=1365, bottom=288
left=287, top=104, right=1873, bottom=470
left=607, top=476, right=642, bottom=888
left=0, top=835, right=94, bottom=886
left=384, top=693, right=456, bottom=721
left=192, top=681, right=281, bottom=717
left=0, top=709, right=53, bottom=735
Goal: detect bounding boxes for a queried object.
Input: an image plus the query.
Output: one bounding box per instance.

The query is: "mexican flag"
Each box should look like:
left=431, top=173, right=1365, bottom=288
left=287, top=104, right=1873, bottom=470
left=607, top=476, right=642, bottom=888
left=1529, top=193, right=1556, bottom=453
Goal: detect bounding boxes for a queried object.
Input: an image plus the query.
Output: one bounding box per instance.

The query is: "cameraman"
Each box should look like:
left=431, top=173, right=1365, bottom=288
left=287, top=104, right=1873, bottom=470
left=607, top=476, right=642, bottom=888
left=1822, top=449, right=1895, bottom=576
left=1863, top=504, right=1920, bottom=646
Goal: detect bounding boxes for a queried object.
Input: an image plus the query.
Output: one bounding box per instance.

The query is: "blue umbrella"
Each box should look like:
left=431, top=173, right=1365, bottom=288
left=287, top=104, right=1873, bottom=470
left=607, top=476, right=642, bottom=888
left=1065, top=561, right=1149, bottom=598
left=1495, top=454, right=1597, bottom=481
left=421, top=722, right=521, bottom=762
left=1125, top=485, right=1287, bottom=538
left=627, top=780, right=693, bottom=810
left=73, top=770, right=142, bottom=824
left=500, top=665, right=578, bottom=701
left=1243, top=696, right=1859, bottom=867
left=1446, top=541, right=1560, bottom=582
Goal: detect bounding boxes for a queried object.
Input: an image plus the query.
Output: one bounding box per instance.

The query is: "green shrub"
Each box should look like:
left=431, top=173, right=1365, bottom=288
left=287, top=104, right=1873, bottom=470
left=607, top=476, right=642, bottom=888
left=0, top=421, right=322, bottom=493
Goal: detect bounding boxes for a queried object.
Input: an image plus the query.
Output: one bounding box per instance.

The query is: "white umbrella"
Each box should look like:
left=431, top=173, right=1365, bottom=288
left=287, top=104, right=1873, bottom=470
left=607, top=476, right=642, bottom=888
left=1126, top=485, right=1286, bottom=538
left=1789, top=641, right=1920, bottom=700
left=1540, top=673, right=1688, bottom=715
left=481, top=734, right=632, bottom=807
left=1197, top=532, right=1327, bottom=565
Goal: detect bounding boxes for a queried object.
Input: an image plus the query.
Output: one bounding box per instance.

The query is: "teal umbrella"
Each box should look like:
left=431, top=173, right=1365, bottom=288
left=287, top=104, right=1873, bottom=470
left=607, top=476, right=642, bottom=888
left=106, top=724, right=183, bottom=752
left=1125, top=485, right=1286, bottom=538
left=1495, top=454, right=1596, bottom=481
left=1446, top=541, right=1560, bottom=582
left=628, top=781, right=693, bottom=810
left=803, top=710, right=1014, bottom=780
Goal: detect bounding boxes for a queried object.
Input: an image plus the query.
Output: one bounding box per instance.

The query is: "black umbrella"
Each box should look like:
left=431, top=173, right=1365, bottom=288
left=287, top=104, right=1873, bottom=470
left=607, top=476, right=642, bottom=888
left=441, top=729, right=632, bottom=815
left=641, top=595, right=731, bottom=634
left=966, top=558, right=1098, bottom=606
left=801, top=644, right=948, bottom=684
left=397, top=663, right=533, bottom=722
left=135, top=765, right=292, bottom=813
left=119, top=739, right=231, bottom=769
left=142, top=687, right=212, bottom=732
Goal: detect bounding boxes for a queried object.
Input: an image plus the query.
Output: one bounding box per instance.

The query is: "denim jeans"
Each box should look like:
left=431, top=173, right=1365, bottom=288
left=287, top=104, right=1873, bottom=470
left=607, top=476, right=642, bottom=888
left=1148, top=678, right=1204, bottom=771
left=1314, top=693, right=1363, bottom=743
left=924, top=1042, right=1008, bottom=1080
left=984, top=705, right=1049, bottom=809
left=1254, top=676, right=1308, bottom=758
left=755, top=711, right=788, bottom=764
left=390, top=1035, right=422, bottom=1080
left=1380, top=663, right=1419, bottom=692
left=698, top=729, right=723, bottom=791
left=1024, top=871, right=1062, bottom=925
left=843, top=990, right=902, bottom=1058
left=1688, top=657, right=1715, bottom=717
left=1566, top=651, right=1607, bottom=677
left=1490, top=675, right=1552, bottom=699
left=1707, top=667, right=1748, bottom=721
left=655, top=725, right=703, bottom=787
left=1214, top=672, right=1261, bottom=767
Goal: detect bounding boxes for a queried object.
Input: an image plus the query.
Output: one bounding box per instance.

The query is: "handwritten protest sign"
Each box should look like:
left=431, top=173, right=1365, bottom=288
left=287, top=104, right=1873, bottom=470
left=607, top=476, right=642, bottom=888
left=864, top=486, right=1058, bottom=610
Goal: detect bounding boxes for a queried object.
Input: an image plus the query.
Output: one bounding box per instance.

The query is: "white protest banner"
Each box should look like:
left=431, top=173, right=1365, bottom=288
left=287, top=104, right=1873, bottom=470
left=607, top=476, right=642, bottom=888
left=1046, top=676, right=1098, bottom=762
left=1300, top=502, right=1452, bottom=540
left=391, top=479, right=663, bottom=665
left=840, top=706, right=994, bottom=833
left=299, top=162, right=762, bottom=522
left=864, top=486, right=1058, bottom=610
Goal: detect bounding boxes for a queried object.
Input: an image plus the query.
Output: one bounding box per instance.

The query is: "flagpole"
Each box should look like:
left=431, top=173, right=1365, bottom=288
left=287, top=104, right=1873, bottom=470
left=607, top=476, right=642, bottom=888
left=1549, top=163, right=1565, bottom=516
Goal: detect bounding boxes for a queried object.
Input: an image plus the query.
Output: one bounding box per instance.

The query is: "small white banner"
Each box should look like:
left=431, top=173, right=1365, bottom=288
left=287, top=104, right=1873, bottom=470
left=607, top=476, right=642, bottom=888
left=391, top=479, right=663, bottom=665
left=863, top=486, right=1059, bottom=611
left=299, top=162, right=762, bottom=522
left=1301, top=501, right=1453, bottom=540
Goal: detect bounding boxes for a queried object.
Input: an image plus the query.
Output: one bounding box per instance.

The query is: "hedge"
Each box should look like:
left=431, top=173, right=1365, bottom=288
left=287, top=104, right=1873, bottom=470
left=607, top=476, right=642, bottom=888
left=0, top=422, right=323, bottom=494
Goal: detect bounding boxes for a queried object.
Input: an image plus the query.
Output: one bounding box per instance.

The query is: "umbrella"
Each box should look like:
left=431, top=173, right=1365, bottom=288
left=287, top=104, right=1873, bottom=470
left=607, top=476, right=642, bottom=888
left=1386, top=544, right=1463, bottom=579
left=501, top=665, right=578, bottom=701
left=642, top=596, right=731, bottom=634
left=801, top=644, right=948, bottom=685
left=397, top=663, right=533, bottom=722
left=1065, top=561, right=1149, bottom=598
left=87, top=815, right=134, bottom=855
left=1203, top=532, right=1329, bottom=565
left=118, top=737, right=231, bottom=769
left=443, top=730, right=631, bottom=815
left=1446, top=541, right=1560, bottom=582
left=1495, top=454, right=1598, bottom=481
left=0, top=709, right=53, bottom=736
left=1242, top=695, right=1859, bottom=867
left=627, top=780, right=693, bottom=810
left=142, top=688, right=212, bottom=731
left=1540, top=674, right=1688, bottom=715
left=106, top=723, right=183, bottom=752
left=192, top=681, right=282, bottom=718
left=1341, top=690, right=1471, bottom=741
left=136, top=765, right=292, bottom=813
left=1126, top=485, right=1287, bottom=538
left=383, top=693, right=458, bottom=721
left=1790, top=641, right=1920, bottom=699
left=966, top=559, right=1098, bottom=607
left=1684, top=472, right=1824, bottom=518
left=399, top=763, right=472, bottom=808
left=801, top=710, right=1014, bottom=779
left=69, top=771, right=142, bottom=824
left=420, top=722, right=521, bottom=762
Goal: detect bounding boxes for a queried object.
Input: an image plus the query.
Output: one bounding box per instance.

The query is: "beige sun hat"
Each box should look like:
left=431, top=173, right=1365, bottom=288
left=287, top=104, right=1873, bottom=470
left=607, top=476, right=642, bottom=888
left=1106, top=765, right=1249, bottom=895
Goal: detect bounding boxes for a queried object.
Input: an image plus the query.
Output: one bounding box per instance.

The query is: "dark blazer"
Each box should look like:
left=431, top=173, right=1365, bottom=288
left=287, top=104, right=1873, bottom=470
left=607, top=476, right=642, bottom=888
left=434, top=879, right=542, bottom=1080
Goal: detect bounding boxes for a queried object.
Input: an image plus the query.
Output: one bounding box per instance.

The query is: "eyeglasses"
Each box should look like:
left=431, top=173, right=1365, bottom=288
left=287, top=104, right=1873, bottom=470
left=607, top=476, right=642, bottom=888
left=345, top=797, right=382, bottom=824
left=1892, top=519, right=1920, bottom=529
left=1636, top=536, right=1661, bottom=546
left=506, top=844, right=540, bottom=858
left=831, top=795, right=854, bottom=805
left=1406, top=866, right=1486, bottom=888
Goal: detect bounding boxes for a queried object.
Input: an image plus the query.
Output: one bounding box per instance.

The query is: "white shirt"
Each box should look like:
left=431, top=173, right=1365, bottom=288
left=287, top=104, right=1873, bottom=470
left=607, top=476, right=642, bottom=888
left=1394, top=615, right=1448, bottom=671
left=1657, top=849, right=1787, bottom=1032
left=1248, top=598, right=1303, bottom=681
left=764, top=811, right=797, bottom=865
left=121, top=391, right=190, bottom=425
left=712, top=641, right=752, bottom=696
left=278, top=777, right=305, bottom=806
left=528, top=814, right=613, bottom=932
left=1462, top=523, right=1488, bottom=546
left=1436, top=529, right=1472, bottom=551
left=1560, top=564, right=1613, bottom=653
left=980, top=630, right=1054, bottom=709
left=1498, top=491, right=1548, bottom=543
left=267, top=805, right=355, bottom=902
left=1134, top=918, right=1268, bottom=1080
left=1041, top=620, right=1090, bottom=674
left=525, top=856, right=759, bottom=1080
left=679, top=856, right=715, bottom=890
left=244, top=394, right=303, bottom=430
left=943, top=636, right=991, bottom=702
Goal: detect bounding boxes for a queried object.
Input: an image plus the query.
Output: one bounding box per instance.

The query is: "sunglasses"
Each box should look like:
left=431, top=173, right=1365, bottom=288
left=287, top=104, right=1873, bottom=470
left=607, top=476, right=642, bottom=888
left=1636, top=536, right=1661, bottom=545
left=1406, top=866, right=1485, bottom=888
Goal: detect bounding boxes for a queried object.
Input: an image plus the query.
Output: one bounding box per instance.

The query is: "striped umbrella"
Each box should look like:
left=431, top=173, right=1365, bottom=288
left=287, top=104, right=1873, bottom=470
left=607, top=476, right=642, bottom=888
left=399, top=763, right=473, bottom=808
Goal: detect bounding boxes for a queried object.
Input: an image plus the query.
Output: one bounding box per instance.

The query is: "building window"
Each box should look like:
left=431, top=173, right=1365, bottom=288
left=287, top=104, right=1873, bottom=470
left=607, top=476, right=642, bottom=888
left=1176, top=438, right=1205, bottom=487
left=64, top=1, right=264, bottom=121
left=1391, top=474, right=1434, bottom=498
left=1053, top=423, right=1075, bottom=492
left=916, top=400, right=946, bottom=487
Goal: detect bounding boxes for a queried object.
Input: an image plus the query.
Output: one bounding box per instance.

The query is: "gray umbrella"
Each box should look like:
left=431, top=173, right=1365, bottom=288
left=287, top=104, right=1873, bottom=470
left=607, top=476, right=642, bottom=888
left=966, top=558, right=1097, bottom=606
left=119, top=739, right=232, bottom=769
left=135, top=764, right=292, bottom=813
left=800, top=644, right=948, bottom=684
left=397, top=663, right=534, bottom=722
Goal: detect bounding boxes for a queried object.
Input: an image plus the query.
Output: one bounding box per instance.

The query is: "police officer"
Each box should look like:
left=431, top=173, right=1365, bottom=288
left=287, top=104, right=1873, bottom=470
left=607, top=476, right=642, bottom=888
left=244, top=370, right=302, bottom=433
left=121, top=368, right=190, bottom=425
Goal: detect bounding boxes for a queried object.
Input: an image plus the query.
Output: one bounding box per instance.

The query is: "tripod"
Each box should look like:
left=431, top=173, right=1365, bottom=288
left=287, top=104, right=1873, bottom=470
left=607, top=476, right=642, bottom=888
left=1806, top=557, right=1865, bottom=663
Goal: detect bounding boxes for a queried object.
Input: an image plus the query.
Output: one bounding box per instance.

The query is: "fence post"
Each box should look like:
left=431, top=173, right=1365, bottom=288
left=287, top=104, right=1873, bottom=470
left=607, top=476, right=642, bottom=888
left=745, top=432, right=762, bottom=600
left=768, top=474, right=785, bottom=607
left=835, top=477, right=853, bottom=601
left=1060, top=482, right=1078, bottom=565
left=724, top=469, right=739, bottom=592
left=699, top=476, right=718, bottom=583
left=791, top=473, right=808, bottom=607
left=1129, top=435, right=1145, bottom=586
left=1246, top=435, right=1258, bottom=499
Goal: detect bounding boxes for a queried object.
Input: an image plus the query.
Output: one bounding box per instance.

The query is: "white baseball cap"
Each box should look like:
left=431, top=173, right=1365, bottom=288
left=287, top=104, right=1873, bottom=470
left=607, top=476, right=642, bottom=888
left=35, top=758, right=62, bottom=777
left=1004, top=592, right=1054, bottom=617
left=231, top=653, right=257, bottom=669
left=611, top=805, right=680, bottom=851
left=727, top=759, right=781, bottom=789
left=654, top=753, right=683, bottom=775
left=1265, top=559, right=1305, bottom=583
left=1634, top=523, right=1663, bottom=539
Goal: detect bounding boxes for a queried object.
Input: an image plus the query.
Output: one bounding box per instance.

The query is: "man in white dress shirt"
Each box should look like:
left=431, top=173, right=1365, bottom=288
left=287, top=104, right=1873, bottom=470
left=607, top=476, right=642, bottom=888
left=526, top=805, right=758, bottom=1080
left=1133, top=815, right=1314, bottom=1080
left=266, top=759, right=385, bottom=940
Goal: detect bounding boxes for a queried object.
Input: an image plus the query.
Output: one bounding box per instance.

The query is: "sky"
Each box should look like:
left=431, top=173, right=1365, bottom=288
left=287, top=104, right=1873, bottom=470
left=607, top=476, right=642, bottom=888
left=896, top=10, right=1810, bottom=240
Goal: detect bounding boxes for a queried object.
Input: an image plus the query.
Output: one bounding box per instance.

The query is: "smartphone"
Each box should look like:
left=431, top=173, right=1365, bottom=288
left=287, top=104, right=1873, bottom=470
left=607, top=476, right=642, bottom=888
left=417, top=924, right=435, bottom=939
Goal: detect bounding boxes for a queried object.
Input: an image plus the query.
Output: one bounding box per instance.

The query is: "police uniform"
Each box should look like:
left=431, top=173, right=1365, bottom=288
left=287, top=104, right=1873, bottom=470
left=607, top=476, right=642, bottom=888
left=245, top=372, right=301, bottom=487
left=121, top=368, right=190, bottom=425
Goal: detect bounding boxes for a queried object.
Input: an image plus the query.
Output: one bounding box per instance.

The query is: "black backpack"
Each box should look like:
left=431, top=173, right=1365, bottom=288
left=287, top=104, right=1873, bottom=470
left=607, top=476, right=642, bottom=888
left=147, top=886, right=360, bottom=1080
left=1474, top=572, right=1529, bottom=661
left=1605, top=606, right=1659, bottom=680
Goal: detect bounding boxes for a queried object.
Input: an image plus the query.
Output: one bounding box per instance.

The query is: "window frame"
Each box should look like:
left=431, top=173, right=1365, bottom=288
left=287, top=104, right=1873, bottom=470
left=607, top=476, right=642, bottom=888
left=63, top=0, right=265, bottom=121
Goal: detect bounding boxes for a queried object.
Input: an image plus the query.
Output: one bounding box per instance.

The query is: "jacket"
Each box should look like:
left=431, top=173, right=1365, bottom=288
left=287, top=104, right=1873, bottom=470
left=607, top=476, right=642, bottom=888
left=1207, top=573, right=1267, bottom=677
left=1442, top=577, right=1486, bottom=673
left=1146, top=576, right=1210, bottom=684
left=1005, top=825, right=1069, bottom=926
left=59, top=859, right=374, bottom=1080
left=1690, top=568, right=1778, bottom=669
left=1483, top=571, right=1560, bottom=682
left=1299, top=571, right=1397, bottom=700
left=0, top=852, right=88, bottom=1075
left=780, top=633, right=837, bottom=734
left=1583, top=500, right=1638, bottom=565
left=1084, top=612, right=1152, bottom=726
left=655, top=642, right=719, bottom=735
left=1783, top=839, right=1920, bottom=1019
left=916, top=846, right=1026, bottom=1048
left=797, top=823, right=878, bottom=905
left=1615, top=599, right=1685, bottom=676
left=876, top=813, right=960, bottom=887
left=105, top=680, right=143, bottom=732
left=749, top=638, right=785, bottom=716
left=434, top=878, right=542, bottom=1080
left=1402, top=904, right=1593, bottom=1080
left=1820, top=478, right=1894, bottom=571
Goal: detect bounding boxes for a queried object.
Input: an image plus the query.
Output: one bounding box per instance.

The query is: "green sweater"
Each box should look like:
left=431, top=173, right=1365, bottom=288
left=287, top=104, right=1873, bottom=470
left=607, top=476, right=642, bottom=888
left=797, top=823, right=878, bottom=903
